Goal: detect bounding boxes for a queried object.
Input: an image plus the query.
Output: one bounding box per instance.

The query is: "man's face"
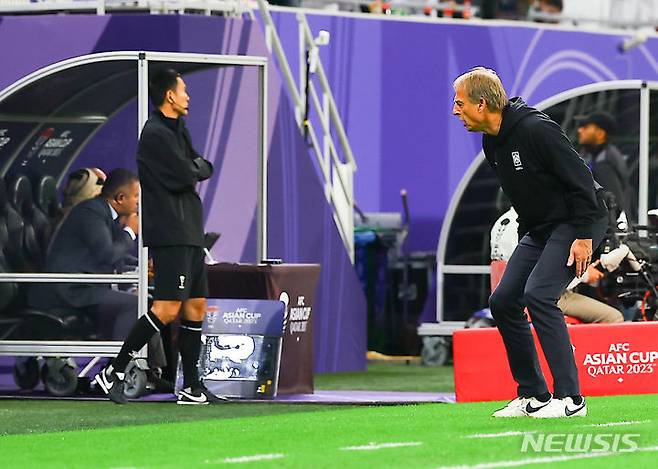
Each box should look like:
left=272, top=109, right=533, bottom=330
left=453, top=85, right=485, bottom=132
left=577, top=123, right=605, bottom=146
left=167, top=76, right=190, bottom=117
left=115, top=180, right=140, bottom=216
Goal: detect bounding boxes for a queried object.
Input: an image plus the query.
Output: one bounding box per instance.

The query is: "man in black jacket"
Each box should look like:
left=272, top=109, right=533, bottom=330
left=577, top=111, right=629, bottom=217
left=452, top=67, right=608, bottom=418
left=95, top=69, right=218, bottom=405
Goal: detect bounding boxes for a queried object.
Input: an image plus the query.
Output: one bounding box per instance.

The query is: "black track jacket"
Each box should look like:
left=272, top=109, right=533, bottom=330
left=482, top=98, right=606, bottom=240
left=137, top=111, right=213, bottom=247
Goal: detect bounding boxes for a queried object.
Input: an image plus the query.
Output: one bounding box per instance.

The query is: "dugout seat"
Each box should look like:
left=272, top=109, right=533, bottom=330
left=34, top=175, right=62, bottom=223
left=9, top=175, right=50, bottom=271
left=0, top=174, right=94, bottom=341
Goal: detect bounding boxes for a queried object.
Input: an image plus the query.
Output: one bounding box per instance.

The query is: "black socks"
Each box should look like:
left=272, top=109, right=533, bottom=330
left=113, top=310, right=165, bottom=373
left=112, top=313, right=204, bottom=390
left=179, top=319, right=203, bottom=389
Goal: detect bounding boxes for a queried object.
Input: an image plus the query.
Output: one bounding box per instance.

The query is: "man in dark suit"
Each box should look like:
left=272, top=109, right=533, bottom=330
left=29, top=169, right=141, bottom=339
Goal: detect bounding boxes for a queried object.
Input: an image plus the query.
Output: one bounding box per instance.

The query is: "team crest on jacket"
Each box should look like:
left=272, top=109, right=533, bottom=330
left=511, top=151, right=523, bottom=171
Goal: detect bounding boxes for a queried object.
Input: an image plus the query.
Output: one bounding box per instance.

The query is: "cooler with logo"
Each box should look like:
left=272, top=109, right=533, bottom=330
left=176, top=299, right=285, bottom=399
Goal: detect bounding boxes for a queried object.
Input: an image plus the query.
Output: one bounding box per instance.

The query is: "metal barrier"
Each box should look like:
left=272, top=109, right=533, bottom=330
left=257, top=0, right=357, bottom=262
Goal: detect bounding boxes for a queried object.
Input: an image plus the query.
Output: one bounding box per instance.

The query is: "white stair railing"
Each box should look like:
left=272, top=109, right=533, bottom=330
left=256, top=0, right=357, bottom=263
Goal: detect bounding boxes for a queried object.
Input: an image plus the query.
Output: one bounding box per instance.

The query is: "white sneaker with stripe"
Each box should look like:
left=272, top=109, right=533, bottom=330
left=526, top=396, right=587, bottom=418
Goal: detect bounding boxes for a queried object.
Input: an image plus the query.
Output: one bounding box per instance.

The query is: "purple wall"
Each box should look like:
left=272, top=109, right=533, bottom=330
left=0, top=14, right=366, bottom=373
left=270, top=12, right=658, bottom=252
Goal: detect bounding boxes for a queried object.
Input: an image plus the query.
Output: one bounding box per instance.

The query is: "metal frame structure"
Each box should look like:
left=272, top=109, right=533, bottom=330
left=419, top=80, right=656, bottom=337
left=257, top=0, right=358, bottom=262
left=0, top=51, right=268, bottom=357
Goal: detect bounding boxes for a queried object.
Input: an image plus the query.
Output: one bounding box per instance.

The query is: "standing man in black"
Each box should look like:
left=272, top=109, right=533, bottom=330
left=577, top=111, right=629, bottom=217
left=452, top=67, right=608, bottom=418
left=96, top=69, right=219, bottom=405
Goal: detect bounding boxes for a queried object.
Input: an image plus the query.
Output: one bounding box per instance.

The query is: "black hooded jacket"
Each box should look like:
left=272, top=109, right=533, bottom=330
left=137, top=111, right=213, bottom=247
left=482, top=98, right=607, bottom=240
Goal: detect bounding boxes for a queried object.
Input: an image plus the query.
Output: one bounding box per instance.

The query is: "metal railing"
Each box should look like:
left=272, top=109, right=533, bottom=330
left=257, top=0, right=357, bottom=262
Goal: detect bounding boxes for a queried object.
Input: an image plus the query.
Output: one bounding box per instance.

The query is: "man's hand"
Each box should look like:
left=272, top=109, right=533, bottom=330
left=121, top=213, right=140, bottom=236
left=567, top=238, right=593, bottom=277
left=585, top=260, right=605, bottom=285
left=193, top=157, right=213, bottom=181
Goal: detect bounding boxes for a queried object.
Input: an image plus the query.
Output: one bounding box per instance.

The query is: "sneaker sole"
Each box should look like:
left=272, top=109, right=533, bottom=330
left=177, top=400, right=210, bottom=405
left=206, top=396, right=230, bottom=403
left=529, top=409, right=588, bottom=418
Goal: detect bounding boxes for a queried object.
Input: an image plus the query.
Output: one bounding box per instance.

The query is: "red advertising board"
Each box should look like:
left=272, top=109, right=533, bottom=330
left=454, top=322, right=658, bottom=402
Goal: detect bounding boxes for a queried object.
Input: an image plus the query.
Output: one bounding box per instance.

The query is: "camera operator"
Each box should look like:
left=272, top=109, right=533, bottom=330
left=558, top=261, right=623, bottom=323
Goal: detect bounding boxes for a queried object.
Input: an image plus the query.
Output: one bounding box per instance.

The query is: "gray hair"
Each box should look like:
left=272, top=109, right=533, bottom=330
left=453, top=67, right=508, bottom=113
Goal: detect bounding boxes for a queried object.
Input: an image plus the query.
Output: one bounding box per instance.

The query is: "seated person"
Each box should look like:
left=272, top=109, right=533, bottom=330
left=558, top=261, right=623, bottom=324
left=28, top=169, right=165, bottom=366
left=50, top=167, right=107, bottom=241
left=491, top=207, right=623, bottom=324
left=61, top=167, right=107, bottom=216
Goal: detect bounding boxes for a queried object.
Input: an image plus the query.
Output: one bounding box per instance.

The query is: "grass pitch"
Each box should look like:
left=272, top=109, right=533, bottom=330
left=1, top=364, right=657, bottom=468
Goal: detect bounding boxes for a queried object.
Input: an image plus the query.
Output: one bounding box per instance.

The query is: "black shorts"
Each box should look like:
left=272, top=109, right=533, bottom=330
left=151, top=246, right=208, bottom=301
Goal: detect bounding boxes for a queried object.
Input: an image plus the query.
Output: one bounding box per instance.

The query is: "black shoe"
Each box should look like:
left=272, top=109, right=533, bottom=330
left=177, top=383, right=228, bottom=405
left=94, top=366, right=127, bottom=404
left=197, top=383, right=229, bottom=403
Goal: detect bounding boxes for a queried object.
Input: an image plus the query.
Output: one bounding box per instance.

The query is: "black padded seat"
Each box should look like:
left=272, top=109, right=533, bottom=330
left=35, top=175, right=62, bottom=222
left=9, top=175, right=49, bottom=270
left=0, top=178, right=25, bottom=271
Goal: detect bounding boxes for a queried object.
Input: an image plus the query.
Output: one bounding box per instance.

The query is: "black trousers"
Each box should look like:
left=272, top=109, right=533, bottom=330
left=489, top=217, right=608, bottom=398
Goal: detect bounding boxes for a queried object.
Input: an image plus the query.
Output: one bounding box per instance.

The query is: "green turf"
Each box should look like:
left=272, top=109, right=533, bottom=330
left=0, top=363, right=450, bottom=436
left=0, top=400, right=353, bottom=436
left=1, top=364, right=657, bottom=467
left=1, top=395, right=657, bottom=468
left=315, top=363, right=454, bottom=393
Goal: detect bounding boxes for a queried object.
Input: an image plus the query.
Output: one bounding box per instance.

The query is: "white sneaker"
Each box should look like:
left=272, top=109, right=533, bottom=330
left=492, top=397, right=530, bottom=417
left=527, top=396, right=587, bottom=418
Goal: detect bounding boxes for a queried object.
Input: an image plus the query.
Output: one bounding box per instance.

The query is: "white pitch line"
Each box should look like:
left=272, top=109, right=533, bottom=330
left=581, top=420, right=650, bottom=428
left=465, top=431, right=537, bottom=439
left=341, top=442, right=423, bottom=451
left=204, top=453, right=285, bottom=464
left=435, top=445, right=658, bottom=469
